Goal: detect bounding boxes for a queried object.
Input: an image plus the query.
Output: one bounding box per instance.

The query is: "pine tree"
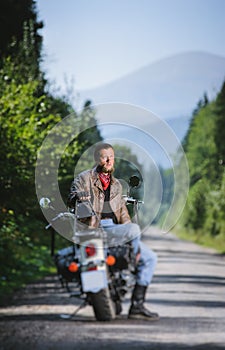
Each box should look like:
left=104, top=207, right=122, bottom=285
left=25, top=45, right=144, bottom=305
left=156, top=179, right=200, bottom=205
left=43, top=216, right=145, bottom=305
left=214, top=80, right=225, bottom=179
left=0, top=0, right=43, bottom=63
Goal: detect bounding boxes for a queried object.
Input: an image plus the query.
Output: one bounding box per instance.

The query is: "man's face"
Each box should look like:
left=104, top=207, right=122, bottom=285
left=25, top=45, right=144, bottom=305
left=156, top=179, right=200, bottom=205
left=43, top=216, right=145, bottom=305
left=98, top=148, right=115, bottom=173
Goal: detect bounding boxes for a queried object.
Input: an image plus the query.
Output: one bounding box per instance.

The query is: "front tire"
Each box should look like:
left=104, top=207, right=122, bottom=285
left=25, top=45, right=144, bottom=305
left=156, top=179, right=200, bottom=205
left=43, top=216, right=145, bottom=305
left=88, top=287, right=116, bottom=321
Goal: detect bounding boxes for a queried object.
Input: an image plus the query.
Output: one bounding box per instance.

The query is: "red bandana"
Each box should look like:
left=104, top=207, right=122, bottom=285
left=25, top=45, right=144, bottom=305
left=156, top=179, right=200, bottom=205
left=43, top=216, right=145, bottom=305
left=99, top=172, right=111, bottom=190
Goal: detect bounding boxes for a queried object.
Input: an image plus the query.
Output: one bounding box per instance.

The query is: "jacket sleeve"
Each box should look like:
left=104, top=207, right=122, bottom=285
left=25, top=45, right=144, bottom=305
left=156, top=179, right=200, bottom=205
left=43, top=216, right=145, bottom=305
left=67, top=172, right=89, bottom=208
left=119, top=197, right=131, bottom=224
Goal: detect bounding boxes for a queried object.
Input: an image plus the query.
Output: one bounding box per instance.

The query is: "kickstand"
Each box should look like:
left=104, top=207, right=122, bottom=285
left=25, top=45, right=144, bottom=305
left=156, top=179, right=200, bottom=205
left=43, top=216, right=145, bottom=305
left=60, top=300, right=88, bottom=319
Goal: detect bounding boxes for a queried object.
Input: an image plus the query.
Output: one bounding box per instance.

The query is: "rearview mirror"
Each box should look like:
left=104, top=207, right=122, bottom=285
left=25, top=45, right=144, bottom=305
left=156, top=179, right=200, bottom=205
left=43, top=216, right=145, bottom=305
left=129, top=175, right=140, bottom=188
left=39, top=197, right=51, bottom=209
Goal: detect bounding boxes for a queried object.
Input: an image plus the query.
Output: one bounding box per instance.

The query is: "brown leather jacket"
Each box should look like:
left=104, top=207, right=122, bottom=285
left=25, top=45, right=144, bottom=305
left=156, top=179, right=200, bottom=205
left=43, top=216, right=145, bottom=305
left=68, top=167, right=131, bottom=228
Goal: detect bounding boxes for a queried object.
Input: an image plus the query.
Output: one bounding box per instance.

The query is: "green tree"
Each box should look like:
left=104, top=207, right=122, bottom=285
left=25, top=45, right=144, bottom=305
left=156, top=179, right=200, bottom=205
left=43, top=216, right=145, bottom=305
left=214, top=81, right=225, bottom=179
left=183, top=93, right=209, bottom=151
left=184, top=179, right=209, bottom=230
left=0, top=2, right=103, bottom=301
left=180, top=80, right=225, bottom=244
left=0, top=0, right=43, bottom=64
left=0, top=56, right=102, bottom=302
left=184, top=102, right=217, bottom=185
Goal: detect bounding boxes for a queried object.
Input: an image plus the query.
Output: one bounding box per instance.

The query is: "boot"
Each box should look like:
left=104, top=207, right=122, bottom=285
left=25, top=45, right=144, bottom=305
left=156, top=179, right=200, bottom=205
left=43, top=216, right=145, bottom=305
left=128, top=284, right=159, bottom=320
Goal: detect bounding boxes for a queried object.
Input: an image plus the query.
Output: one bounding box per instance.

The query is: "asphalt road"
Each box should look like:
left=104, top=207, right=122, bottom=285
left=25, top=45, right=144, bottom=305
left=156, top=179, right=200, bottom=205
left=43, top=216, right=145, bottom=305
left=1, top=227, right=225, bottom=350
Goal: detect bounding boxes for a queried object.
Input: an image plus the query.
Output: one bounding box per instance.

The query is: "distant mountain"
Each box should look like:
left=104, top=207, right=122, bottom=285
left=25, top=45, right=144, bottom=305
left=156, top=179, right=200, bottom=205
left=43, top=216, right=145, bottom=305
left=80, top=51, right=225, bottom=123
left=79, top=52, right=225, bottom=168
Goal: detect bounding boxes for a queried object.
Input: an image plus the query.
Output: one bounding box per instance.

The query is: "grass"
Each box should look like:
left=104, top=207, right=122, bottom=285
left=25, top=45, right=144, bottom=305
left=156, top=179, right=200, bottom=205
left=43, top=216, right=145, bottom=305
left=0, top=245, right=56, bottom=306
left=174, top=225, right=225, bottom=254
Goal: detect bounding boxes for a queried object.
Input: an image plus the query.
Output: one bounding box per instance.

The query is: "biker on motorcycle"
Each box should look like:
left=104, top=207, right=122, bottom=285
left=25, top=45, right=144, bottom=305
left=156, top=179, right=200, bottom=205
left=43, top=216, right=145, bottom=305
left=67, top=142, right=159, bottom=320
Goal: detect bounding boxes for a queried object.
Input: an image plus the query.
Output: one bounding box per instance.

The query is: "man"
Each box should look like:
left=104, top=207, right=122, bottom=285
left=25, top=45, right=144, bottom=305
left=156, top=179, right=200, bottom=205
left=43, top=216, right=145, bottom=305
left=68, top=142, right=159, bottom=320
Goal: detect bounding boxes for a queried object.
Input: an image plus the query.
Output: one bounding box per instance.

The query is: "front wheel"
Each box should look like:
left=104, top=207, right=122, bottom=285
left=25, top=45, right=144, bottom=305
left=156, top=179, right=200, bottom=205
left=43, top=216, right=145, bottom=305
left=88, top=287, right=116, bottom=321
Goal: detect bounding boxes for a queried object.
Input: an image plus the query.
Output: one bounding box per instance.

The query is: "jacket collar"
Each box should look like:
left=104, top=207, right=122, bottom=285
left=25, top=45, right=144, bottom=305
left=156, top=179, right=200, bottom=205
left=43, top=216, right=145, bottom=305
left=91, top=166, right=116, bottom=191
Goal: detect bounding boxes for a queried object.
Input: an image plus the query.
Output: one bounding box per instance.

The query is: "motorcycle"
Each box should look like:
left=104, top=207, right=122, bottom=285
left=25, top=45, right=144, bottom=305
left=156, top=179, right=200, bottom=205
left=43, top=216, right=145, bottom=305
left=39, top=175, right=143, bottom=321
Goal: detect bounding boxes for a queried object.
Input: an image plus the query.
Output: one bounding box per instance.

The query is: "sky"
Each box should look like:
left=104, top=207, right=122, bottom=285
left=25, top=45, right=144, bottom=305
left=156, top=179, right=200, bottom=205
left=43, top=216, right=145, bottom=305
left=36, top=0, right=225, bottom=93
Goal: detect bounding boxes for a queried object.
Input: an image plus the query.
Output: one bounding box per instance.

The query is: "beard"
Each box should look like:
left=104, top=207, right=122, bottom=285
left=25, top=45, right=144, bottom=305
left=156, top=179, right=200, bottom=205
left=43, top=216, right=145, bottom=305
left=97, top=164, right=115, bottom=174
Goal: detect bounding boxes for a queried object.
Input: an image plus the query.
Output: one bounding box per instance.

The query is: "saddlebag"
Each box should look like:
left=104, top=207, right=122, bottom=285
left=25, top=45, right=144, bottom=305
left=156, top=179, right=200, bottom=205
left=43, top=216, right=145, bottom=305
left=108, top=244, right=133, bottom=270
left=54, top=246, right=79, bottom=282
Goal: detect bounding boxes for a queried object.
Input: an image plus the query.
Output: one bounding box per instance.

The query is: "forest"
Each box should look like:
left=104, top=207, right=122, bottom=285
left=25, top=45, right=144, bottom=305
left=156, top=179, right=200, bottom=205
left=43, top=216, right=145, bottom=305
left=0, top=0, right=225, bottom=303
left=177, top=87, right=225, bottom=250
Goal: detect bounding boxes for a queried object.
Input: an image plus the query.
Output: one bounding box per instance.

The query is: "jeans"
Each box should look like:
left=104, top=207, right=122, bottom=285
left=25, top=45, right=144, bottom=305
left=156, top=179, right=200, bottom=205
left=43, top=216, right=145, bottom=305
left=101, top=221, right=157, bottom=287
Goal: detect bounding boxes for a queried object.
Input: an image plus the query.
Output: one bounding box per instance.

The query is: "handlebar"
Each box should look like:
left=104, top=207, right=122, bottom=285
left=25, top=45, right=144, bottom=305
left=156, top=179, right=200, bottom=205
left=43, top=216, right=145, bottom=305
left=123, top=195, right=144, bottom=205
left=44, top=196, right=143, bottom=230
left=45, top=212, right=74, bottom=230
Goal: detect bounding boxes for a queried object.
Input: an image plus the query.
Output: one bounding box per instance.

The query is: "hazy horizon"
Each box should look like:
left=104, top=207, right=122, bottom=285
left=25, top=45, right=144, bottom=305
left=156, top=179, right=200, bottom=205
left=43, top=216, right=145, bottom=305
left=37, top=0, right=225, bottom=92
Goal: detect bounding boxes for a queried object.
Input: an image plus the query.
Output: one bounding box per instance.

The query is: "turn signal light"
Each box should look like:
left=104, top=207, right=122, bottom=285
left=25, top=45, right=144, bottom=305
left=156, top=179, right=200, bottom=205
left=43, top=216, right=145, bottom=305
left=68, top=262, right=79, bottom=272
left=106, top=255, right=116, bottom=266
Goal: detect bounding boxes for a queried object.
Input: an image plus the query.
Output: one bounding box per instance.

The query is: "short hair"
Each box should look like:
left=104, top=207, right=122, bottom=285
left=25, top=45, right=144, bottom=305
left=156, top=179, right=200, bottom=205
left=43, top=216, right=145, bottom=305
left=94, top=143, right=114, bottom=161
